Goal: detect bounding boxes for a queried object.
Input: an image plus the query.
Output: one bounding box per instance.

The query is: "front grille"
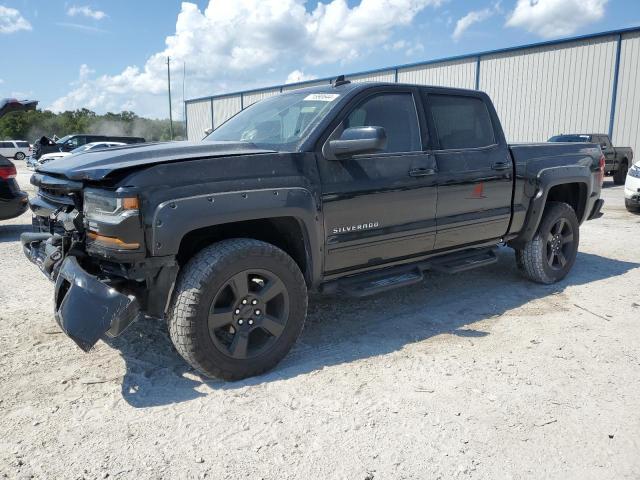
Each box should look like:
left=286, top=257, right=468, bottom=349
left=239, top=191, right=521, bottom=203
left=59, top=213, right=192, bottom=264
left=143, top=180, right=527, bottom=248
left=31, top=173, right=83, bottom=211
left=39, top=186, right=76, bottom=207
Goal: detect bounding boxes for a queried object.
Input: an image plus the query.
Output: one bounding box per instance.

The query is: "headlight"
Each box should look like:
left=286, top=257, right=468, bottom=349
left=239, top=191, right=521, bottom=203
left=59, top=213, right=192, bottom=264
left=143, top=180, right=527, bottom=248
left=83, top=190, right=141, bottom=250
left=84, top=190, right=139, bottom=221
left=628, top=164, right=640, bottom=179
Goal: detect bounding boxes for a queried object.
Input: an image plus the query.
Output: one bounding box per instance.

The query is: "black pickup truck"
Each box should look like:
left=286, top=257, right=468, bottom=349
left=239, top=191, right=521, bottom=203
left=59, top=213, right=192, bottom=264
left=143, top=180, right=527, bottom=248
left=549, top=133, right=633, bottom=185
left=21, top=81, right=605, bottom=380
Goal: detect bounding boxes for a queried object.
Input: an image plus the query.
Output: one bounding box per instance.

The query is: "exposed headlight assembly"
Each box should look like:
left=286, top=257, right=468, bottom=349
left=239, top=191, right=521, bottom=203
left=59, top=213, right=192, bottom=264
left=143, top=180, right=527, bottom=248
left=83, top=189, right=141, bottom=250
left=628, top=164, right=640, bottom=179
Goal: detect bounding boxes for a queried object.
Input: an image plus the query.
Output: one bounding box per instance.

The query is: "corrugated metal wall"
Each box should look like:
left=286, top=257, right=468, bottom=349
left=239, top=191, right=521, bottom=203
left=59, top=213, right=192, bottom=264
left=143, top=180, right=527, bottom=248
left=186, top=100, right=212, bottom=141
left=186, top=27, right=640, bottom=158
left=243, top=88, right=281, bottom=108
left=213, top=95, right=242, bottom=128
left=347, top=70, right=396, bottom=83
left=282, top=80, right=330, bottom=92
left=481, top=35, right=618, bottom=142
left=398, top=58, right=476, bottom=89
left=612, top=31, right=640, bottom=160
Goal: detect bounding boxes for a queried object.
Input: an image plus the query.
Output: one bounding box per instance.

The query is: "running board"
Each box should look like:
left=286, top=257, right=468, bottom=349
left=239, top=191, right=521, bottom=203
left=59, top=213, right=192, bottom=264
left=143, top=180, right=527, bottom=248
left=324, top=247, right=498, bottom=298
left=430, top=249, right=498, bottom=274
left=338, top=269, right=424, bottom=298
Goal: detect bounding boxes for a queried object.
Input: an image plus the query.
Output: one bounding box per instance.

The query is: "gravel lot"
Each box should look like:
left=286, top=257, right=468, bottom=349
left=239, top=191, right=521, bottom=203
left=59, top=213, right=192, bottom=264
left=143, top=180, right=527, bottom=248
left=1, top=161, right=639, bottom=480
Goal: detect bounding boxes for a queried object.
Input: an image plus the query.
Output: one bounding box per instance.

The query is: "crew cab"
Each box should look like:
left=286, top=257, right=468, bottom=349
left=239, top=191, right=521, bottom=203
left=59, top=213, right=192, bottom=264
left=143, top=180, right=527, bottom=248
left=549, top=133, right=633, bottom=185
left=21, top=81, right=605, bottom=380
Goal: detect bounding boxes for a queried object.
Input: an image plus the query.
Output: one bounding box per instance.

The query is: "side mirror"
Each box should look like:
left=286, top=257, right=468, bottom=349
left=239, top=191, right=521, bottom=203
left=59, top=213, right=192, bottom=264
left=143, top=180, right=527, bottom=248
left=328, top=126, right=387, bottom=159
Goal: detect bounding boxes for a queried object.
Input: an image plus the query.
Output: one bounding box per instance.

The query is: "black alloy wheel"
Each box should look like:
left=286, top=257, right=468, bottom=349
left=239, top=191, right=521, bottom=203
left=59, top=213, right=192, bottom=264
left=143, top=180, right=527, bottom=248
left=168, top=238, right=308, bottom=380
left=545, top=217, right=574, bottom=271
left=208, top=269, right=290, bottom=360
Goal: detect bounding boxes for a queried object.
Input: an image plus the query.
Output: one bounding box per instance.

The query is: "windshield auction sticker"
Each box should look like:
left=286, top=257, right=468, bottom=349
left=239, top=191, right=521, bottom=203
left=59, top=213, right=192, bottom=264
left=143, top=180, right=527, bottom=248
left=304, top=93, right=340, bottom=102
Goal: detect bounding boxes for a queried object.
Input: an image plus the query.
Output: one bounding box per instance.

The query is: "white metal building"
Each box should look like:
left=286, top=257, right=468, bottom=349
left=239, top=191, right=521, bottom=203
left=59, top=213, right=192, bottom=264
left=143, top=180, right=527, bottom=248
left=185, top=26, right=640, bottom=158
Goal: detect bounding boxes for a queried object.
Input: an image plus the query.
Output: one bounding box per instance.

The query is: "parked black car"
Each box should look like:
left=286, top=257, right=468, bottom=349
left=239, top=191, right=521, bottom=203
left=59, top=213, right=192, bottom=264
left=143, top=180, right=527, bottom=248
left=56, top=134, right=146, bottom=152
left=548, top=133, right=633, bottom=185
left=22, top=81, right=605, bottom=380
left=0, top=155, right=28, bottom=220
left=0, top=98, right=36, bottom=221
left=32, top=135, right=146, bottom=160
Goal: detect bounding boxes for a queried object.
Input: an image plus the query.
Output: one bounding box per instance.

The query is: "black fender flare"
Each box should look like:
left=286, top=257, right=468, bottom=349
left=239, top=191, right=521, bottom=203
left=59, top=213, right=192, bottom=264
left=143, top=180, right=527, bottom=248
left=511, top=165, right=592, bottom=247
left=149, top=187, right=322, bottom=285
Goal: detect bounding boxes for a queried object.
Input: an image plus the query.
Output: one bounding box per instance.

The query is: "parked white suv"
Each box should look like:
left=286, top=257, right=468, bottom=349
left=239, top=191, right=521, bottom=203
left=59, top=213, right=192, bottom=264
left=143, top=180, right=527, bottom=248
left=0, top=140, right=31, bottom=160
left=624, top=161, right=640, bottom=213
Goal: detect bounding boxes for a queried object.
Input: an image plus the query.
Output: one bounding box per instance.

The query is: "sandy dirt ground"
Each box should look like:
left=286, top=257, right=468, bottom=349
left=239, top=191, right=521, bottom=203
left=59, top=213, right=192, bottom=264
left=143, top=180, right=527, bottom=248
left=1, top=162, right=639, bottom=480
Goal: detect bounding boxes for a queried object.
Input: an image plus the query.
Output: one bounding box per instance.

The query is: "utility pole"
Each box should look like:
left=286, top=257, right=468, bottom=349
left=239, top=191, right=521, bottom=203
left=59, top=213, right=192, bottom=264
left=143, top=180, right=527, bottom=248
left=167, top=56, right=174, bottom=140
left=183, top=61, right=186, bottom=138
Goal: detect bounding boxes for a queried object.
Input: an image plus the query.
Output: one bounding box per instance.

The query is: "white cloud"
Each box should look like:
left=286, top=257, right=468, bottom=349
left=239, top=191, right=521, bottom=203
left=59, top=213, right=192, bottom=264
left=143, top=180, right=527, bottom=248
left=506, top=0, right=607, bottom=38
left=50, top=0, right=443, bottom=117
left=406, top=41, right=424, bottom=56
left=285, top=70, right=318, bottom=84
left=67, top=5, right=107, bottom=20
left=452, top=2, right=502, bottom=41
left=0, top=5, right=32, bottom=34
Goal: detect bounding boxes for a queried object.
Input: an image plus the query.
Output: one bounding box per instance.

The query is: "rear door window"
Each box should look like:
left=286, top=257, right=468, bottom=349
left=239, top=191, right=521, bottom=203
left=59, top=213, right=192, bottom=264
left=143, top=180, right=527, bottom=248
left=428, top=94, right=495, bottom=150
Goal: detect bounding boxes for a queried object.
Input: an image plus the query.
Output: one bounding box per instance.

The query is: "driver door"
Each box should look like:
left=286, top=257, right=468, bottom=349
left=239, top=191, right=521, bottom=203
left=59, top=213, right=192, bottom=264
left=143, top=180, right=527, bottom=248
left=318, top=88, right=438, bottom=274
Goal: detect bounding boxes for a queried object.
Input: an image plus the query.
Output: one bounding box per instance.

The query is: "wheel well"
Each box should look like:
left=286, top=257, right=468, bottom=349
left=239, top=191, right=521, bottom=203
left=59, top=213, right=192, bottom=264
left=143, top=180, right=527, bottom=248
left=177, top=217, right=311, bottom=284
left=621, top=158, right=628, bottom=167
left=546, top=183, right=587, bottom=221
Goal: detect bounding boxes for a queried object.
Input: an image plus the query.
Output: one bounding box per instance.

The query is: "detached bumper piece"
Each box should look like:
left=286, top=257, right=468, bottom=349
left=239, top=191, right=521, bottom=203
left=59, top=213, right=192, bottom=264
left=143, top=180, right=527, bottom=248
left=21, top=233, right=140, bottom=351
left=588, top=199, right=605, bottom=220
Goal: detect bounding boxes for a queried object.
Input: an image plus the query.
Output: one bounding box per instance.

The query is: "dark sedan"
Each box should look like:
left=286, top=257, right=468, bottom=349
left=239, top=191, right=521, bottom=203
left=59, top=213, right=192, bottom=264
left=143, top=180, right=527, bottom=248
left=0, top=155, right=28, bottom=221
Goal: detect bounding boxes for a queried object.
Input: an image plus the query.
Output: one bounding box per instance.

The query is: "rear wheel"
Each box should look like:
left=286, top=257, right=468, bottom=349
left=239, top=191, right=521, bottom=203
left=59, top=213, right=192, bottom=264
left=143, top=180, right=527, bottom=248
left=613, top=161, right=628, bottom=185
left=515, top=201, right=579, bottom=284
left=168, top=239, right=307, bottom=380
left=15, top=152, right=25, bottom=160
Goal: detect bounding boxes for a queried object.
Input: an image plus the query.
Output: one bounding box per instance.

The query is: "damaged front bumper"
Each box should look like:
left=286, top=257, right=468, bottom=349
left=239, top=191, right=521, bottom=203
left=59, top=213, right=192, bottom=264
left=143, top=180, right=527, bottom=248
left=21, top=232, right=140, bottom=351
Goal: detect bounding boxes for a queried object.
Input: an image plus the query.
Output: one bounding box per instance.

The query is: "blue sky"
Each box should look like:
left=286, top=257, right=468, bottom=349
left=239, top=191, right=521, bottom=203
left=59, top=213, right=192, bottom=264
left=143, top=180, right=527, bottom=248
left=1, top=0, right=639, bottom=118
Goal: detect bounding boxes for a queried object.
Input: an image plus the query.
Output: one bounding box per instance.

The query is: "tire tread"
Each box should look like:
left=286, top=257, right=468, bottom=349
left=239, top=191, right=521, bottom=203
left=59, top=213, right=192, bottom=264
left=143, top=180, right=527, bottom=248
left=168, top=238, right=307, bottom=380
left=515, top=201, right=578, bottom=284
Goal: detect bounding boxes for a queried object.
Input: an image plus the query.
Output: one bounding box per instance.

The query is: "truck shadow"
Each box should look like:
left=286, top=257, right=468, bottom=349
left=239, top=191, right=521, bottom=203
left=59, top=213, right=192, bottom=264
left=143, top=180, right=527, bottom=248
left=108, top=248, right=639, bottom=408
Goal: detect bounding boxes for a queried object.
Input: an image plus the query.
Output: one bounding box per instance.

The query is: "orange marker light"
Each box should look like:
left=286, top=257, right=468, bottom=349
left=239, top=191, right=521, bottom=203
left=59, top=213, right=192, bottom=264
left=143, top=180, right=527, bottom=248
left=88, top=231, right=140, bottom=249
left=122, top=197, right=139, bottom=210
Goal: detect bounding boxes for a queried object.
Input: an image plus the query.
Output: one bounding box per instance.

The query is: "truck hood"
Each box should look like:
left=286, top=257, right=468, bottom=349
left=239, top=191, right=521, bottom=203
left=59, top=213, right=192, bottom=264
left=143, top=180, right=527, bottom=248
left=36, top=141, right=276, bottom=181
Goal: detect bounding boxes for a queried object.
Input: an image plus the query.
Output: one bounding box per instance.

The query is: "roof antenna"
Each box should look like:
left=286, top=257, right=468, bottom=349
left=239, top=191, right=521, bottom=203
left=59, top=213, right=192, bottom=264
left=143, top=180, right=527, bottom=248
left=333, top=75, right=351, bottom=87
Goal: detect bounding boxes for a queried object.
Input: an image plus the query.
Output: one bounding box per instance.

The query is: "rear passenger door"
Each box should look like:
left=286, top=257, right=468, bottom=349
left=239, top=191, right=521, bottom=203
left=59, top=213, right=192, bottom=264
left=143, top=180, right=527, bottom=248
left=319, top=87, right=438, bottom=274
left=424, top=91, right=513, bottom=250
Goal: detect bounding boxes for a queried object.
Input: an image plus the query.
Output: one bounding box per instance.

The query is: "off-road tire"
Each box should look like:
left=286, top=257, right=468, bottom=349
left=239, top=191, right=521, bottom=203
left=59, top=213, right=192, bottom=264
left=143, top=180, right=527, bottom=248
left=613, top=162, right=628, bottom=185
left=515, top=201, right=579, bottom=284
left=168, top=238, right=308, bottom=380
left=15, top=152, right=25, bottom=160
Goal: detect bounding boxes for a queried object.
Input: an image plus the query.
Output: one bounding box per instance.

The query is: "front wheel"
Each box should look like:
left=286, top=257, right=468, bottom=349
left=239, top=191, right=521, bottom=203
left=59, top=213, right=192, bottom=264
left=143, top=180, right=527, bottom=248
left=515, top=201, right=580, bottom=284
left=168, top=239, right=308, bottom=380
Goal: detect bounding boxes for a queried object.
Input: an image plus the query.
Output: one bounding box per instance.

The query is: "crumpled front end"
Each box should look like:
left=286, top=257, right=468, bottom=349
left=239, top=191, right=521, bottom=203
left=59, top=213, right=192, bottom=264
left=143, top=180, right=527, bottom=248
left=21, top=232, right=140, bottom=351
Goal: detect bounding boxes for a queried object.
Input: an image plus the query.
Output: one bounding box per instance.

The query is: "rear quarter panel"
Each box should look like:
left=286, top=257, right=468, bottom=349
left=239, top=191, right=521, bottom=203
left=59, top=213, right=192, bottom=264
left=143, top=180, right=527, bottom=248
left=508, top=143, right=601, bottom=236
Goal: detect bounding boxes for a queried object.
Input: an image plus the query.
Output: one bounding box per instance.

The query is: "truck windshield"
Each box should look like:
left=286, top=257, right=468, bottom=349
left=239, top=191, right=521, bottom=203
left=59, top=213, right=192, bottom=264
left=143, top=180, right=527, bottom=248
left=205, top=92, right=342, bottom=151
left=548, top=134, right=591, bottom=142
